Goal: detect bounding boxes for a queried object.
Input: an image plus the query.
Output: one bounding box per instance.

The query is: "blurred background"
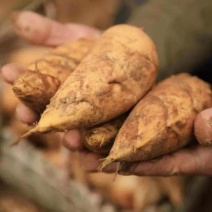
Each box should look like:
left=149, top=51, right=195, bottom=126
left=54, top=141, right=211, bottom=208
left=0, top=0, right=211, bottom=212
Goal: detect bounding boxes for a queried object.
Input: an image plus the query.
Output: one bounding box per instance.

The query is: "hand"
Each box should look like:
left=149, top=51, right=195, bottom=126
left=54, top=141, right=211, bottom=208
left=61, top=99, right=212, bottom=177
left=1, top=11, right=100, bottom=149
left=2, top=12, right=212, bottom=177
left=1, top=11, right=100, bottom=124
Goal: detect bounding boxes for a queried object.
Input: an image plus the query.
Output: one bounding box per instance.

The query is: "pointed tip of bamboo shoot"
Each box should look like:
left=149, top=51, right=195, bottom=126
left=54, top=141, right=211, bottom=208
left=98, top=156, right=115, bottom=172
left=22, top=127, right=39, bottom=137
left=10, top=125, right=47, bottom=146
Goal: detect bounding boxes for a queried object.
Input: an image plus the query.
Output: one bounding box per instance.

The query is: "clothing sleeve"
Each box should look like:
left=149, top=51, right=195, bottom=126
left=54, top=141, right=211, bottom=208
left=127, top=0, right=212, bottom=80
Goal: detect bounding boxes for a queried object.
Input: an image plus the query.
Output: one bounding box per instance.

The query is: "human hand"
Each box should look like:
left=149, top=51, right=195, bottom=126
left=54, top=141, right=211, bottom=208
left=1, top=11, right=100, bottom=124
left=62, top=102, right=212, bottom=177
left=2, top=11, right=212, bottom=177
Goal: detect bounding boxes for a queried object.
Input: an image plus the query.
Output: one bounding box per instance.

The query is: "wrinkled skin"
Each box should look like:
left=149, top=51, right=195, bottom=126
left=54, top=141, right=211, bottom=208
left=1, top=11, right=212, bottom=176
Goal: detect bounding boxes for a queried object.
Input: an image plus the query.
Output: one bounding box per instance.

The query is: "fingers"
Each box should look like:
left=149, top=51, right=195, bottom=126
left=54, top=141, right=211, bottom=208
left=16, top=103, right=39, bottom=124
left=62, top=130, right=85, bottom=151
left=1, top=63, right=39, bottom=124
left=1, top=63, right=25, bottom=84
left=62, top=128, right=212, bottom=176
left=81, top=152, right=119, bottom=173
left=118, top=146, right=212, bottom=176
left=11, top=11, right=100, bottom=47
left=62, top=130, right=118, bottom=172
left=194, top=108, right=212, bottom=145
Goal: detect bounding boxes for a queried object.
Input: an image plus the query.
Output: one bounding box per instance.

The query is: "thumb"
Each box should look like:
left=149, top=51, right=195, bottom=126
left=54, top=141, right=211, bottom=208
left=194, top=108, right=212, bottom=145
left=10, top=11, right=100, bottom=47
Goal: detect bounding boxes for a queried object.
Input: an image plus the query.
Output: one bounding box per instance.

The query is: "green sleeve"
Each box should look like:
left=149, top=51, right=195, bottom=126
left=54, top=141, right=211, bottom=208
left=128, top=0, right=212, bottom=80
